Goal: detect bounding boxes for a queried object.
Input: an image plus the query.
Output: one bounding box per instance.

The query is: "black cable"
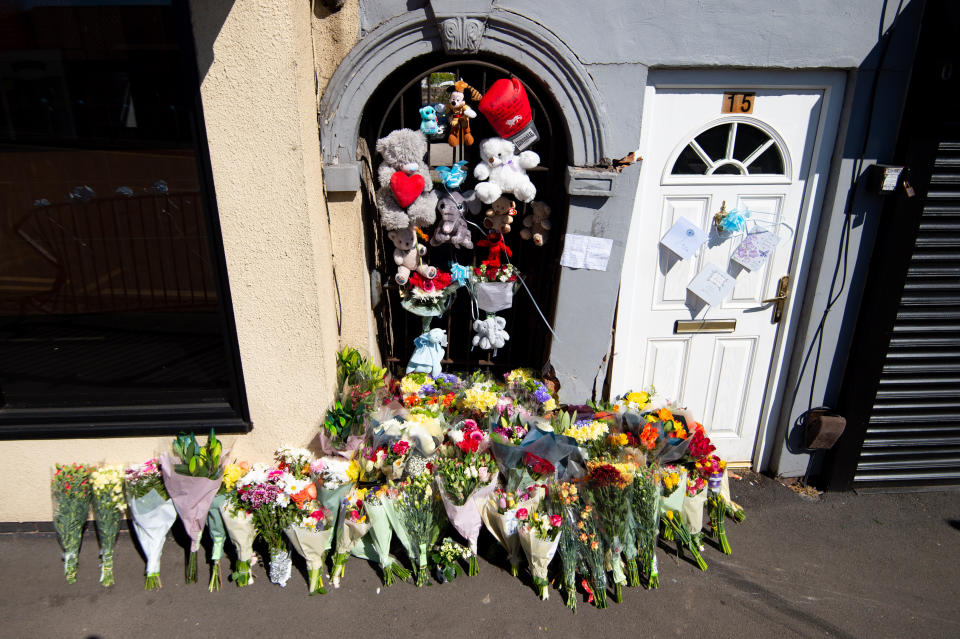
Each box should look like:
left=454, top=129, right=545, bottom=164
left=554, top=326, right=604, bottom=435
left=795, top=0, right=903, bottom=424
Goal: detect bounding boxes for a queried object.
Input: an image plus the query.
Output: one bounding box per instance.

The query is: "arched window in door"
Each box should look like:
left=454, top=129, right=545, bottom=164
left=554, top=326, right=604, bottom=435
left=664, top=117, right=792, bottom=184
left=358, top=54, right=568, bottom=375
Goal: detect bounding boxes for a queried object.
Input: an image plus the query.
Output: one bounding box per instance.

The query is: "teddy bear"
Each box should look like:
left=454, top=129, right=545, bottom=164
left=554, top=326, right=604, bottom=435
left=446, top=80, right=482, bottom=147
left=520, top=200, right=551, bottom=246
left=375, top=128, right=438, bottom=230
left=472, top=315, right=509, bottom=352
left=389, top=224, right=437, bottom=286
left=431, top=189, right=481, bottom=249
left=472, top=137, right=540, bottom=204
left=419, top=105, right=439, bottom=136
left=476, top=196, right=516, bottom=268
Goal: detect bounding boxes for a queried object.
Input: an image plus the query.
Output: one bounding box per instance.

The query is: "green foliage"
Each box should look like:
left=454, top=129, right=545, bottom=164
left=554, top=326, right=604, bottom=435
left=324, top=347, right=387, bottom=445
left=172, top=429, right=222, bottom=479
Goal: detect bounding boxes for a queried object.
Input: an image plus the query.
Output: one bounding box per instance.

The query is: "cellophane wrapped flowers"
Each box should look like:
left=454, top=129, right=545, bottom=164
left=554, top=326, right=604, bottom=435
left=219, top=462, right=256, bottom=587
left=357, top=486, right=410, bottom=586
left=331, top=487, right=370, bottom=587
left=52, top=463, right=92, bottom=584
left=207, top=462, right=248, bottom=591
left=659, top=466, right=707, bottom=571
left=125, top=458, right=176, bottom=590
left=386, top=472, right=442, bottom=586
left=90, top=465, right=126, bottom=587
left=481, top=485, right=543, bottom=576
left=517, top=501, right=563, bottom=600
left=698, top=455, right=732, bottom=554
left=555, top=482, right=581, bottom=611
left=585, top=460, right=635, bottom=603
left=235, top=464, right=296, bottom=586
left=631, top=467, right=661, bottom=588
left=573, top=497, right=608, bottom=608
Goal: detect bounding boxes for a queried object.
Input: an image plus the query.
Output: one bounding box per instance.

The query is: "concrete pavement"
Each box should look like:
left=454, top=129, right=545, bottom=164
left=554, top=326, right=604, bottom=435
left=2, top=473, right=958, bottom=639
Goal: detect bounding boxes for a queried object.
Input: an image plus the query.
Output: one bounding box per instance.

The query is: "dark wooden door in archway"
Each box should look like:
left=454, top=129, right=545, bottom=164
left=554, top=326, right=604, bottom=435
left=358, top=55, right=569, bottom=376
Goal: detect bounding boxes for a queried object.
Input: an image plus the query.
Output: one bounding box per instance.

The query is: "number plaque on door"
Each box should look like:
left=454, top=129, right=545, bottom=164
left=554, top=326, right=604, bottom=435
left=722, top=92, right=755, bottom=114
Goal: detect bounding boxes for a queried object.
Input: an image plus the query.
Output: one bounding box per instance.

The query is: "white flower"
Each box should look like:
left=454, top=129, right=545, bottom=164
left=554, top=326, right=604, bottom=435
left=448, top=429, right=464, bottom=444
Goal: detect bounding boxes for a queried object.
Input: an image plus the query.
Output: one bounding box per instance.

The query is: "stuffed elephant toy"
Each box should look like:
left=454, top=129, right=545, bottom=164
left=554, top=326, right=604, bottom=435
left=472, top=315, right=509, bottom=353
left=431, top=189, right=481, bottom=249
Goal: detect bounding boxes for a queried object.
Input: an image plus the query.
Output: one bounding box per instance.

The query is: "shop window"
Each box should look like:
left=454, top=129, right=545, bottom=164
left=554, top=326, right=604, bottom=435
left=0, top=0, right=248, bottom=437
left=358, top=56, right=567, bottom=376
left=670, top=121, right=787, bottom=177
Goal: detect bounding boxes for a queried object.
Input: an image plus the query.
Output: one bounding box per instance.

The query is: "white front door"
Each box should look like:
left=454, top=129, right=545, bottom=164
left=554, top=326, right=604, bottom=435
left=613, top=72, right=843, bottom=464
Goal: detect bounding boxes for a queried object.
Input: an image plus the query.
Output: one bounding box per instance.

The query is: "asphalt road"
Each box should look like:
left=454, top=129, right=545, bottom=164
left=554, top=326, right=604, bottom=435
left=2, top=473, right=958, bottom=639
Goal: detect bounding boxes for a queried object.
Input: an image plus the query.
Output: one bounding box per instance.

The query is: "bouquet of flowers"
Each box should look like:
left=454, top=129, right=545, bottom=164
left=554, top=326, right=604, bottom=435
left=382, top=439, right=410, bottom=481
left=517, top=502, right=563, bottom=599
left=682, top=472, right=708, bottom=550
left=573, top=495, right=608, bottom=608
left=160, top=430, right=225, bottom=583
left=125, top=458, right=177, bottom=590
left=489, top=419, right=534, bottom=491
left=350, top=486, right=410, bottom=585
left=584, top=460, right=635, bottom=603
left=554, top=482, right=581, bottom=611
left=430, top=536, right=472, bottom=583
left=399, top=269, right=460, bottom=317
left=435, top=423, right=499, bottom=575
left=384, top=472, right=442, bottom=586
left=235, top=463, right=297, bottom=586
left=311, top=456, right=357, bottom=524
left=331, top=487, right=371, bottom=587
left=321, top=346, right=386, bottom=456
left=630, top=466, right=661, bottom=588
left=284, top=500, right=335, bottom=595
left=219, top=462, right=257, bottom=587
left=615, top=388, right=655, bottom=414
left=659, top=465, right=707, bottom=571
left=457, top=376, right=502, bottom=421
left=504, top=368, right=558, bottom=415
left=399, top=372, right=460, bottom=415
left=52, top=463, right=91, bottom=584
left=562, top=418, right=610, bottom=459
left=90, top=465, right=126, bottom=586
left=698, top=455, right=732, bottom=554
left=481, top=485, right=543, bottom=576
left=207, top=462, right=247, bottom=591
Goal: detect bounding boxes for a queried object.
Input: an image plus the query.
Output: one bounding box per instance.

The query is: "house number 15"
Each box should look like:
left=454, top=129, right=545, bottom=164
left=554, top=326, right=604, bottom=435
left=722, top=92, right=755, bottom=114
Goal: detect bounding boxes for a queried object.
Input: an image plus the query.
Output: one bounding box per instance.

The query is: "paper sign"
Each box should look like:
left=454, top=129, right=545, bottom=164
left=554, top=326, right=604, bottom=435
left=660, top=217, right=708, bottom=260
left=731, top=230, right=781, bottom=271
left=560, top=234, right=613, bottom=271
left=687, top=263, right=737, bottom=306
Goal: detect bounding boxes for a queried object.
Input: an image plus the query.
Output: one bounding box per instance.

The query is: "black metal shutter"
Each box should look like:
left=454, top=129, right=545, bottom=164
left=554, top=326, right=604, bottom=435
left=854, top=139, right=960, bottom=487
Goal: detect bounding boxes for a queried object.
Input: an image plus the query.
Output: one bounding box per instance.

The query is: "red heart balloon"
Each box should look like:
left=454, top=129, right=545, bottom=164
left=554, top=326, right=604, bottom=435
left=390, top=172, right=426, bottom=209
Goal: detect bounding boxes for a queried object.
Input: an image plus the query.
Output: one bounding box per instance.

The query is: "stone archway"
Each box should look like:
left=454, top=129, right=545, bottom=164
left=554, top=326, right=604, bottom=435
left=318, top=5, right=612, bottom=191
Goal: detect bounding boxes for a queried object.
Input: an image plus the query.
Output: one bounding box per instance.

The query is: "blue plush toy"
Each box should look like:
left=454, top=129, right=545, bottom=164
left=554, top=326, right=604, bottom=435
left=419, top=105, right=439, bottom=136
left=436, top=160, right=469, bottom=189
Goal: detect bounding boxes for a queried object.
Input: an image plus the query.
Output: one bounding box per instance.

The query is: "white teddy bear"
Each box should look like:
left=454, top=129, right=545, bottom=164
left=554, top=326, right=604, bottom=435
left=472, top=137, right=540, bottom=204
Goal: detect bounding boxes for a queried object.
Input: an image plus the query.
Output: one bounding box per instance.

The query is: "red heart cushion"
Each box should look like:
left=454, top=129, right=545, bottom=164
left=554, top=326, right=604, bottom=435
left=390, top=172, right=425, bottom=209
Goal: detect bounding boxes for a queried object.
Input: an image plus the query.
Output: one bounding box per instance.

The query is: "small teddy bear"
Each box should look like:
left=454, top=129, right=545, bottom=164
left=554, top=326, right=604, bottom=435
left=472, top=315, right=509, bottom=352
left=375, top=128, right=438, bottom=230
left=520, top=200, right=551, bottom=246
left=483, top=196, right=517, bottom=234
left=431, top=189, right=481, bottom=249
left=389, top=224, right=437, bottom=286
left=473, top=137, right=540, bottom=204
left=419, top=105, right=439, bottom=136
left=446, top=80, right=482, bottom=147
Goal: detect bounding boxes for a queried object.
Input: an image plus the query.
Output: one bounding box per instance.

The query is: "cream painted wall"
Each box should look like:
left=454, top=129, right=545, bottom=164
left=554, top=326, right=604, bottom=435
left=0, top=0, right=361, bottom=521
left=311, top=1, right=379, bottom=362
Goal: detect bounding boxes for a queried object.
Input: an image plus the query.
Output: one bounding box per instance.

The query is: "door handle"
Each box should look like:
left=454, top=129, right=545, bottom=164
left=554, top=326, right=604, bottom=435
left=763, top=275, right=790, bottom=324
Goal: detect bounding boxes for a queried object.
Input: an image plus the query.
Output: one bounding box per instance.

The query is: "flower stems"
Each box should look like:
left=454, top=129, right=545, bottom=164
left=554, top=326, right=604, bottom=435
left=625, top=557, right=640, bottom=587
left=186, top=550, right=198, bottom=583
left=664, top=513, right=708, bottom=571
left=231, top=560, right=252, bottom=587
left=145, top=572, right=162, bottom=590
left=63, top=552, right=79, bottom=584
left=533, top=577, right=549, bottom=600
left=613, top=581, right=623, bottom=604
left=208, top=560, right=221, bottom=592
left=415, top=565, right=429, bottom=587
left=307, top=567, right=327, bottom=595
left=467, top=554, right=479, bottom=577
left=564, top=582, right=578, bottom=612
left=99, top=549, right=116, bottom=587
left=708, top=493, right=732, bottom=555
left=645, top=554, right=660, bottom=589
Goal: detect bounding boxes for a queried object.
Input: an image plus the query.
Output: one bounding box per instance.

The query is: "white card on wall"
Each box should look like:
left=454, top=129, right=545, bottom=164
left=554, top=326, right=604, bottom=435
left=660, top=217, right=708, bottom=260
left=731, top=230, right=781, bottom=271
left=687, top=263, right=737, bottom=306
left=560, top=233, right=613, bottom=271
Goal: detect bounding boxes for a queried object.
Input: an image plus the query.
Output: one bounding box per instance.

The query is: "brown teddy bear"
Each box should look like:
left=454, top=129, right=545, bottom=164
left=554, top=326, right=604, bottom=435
left=483, top=196, right=517, bottom=234
left=520, top=201, right=551, bottom=246
left=388, top=225, right=437, bottom=286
